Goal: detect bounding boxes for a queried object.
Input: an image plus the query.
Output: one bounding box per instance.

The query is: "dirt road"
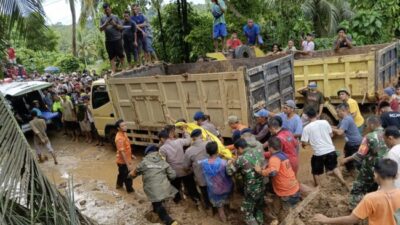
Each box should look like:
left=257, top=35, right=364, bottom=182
left=32, top=130, right=349, bottom=225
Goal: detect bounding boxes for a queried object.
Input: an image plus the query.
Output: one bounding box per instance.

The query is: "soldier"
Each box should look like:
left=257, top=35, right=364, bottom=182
left=227, top=138, right=266, bottom=225
left=341, top=116, right=389, bottom=209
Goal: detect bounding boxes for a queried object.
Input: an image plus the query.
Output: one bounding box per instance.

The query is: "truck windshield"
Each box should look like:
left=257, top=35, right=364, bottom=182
left=92, top=85, right=110, bottom=109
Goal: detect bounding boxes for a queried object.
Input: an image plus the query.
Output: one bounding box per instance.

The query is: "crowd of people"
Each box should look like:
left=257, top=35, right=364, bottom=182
left=112, top=79, right=400, bottom=225
left=24, top=72, right=104, bottom=163
left=100, top=3, right=158, bottom=74
left=213, top=0, right=353, bottom=56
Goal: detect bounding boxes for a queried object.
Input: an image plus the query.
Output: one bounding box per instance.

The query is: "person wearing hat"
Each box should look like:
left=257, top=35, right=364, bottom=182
left=184, top=129, right=212, bottom=209
left=226, top=115, right=248, bottom=150
left=269, top=100, right=303, bottom=138
left=100, top=3, right=125, bottom=74
left=193, top=111, right=222, bottom=140
left=158, top=128, right=201, bottom=204
left=334, top=28, right=353, bottom=51
left=252, top=109, right=271, bottom=144
left=130, top=145, right=179, bottom=225
left=337, top=88, right=365, bottom=134
left=301, top=33, right=315, bottom=55
left=297, top=81, right=325, bottom=125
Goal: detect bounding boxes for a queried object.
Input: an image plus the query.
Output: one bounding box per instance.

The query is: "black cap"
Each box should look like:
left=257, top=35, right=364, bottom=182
left=102, top=3, right=110, bottom=9
left=190, top=129, right=202, bottom=138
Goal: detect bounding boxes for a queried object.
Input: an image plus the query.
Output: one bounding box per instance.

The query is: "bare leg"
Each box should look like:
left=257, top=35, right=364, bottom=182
left=214, top=39, right=219, bottom=52
left=218, top=207, right=226, bottom=222
left=50, top=152, right=58, bottom=165
left=313, top=174, right=320, bottom=187
left=221, top=38, right=226, bottom=52
left=110, top=58, right=116, bottom=74
left=332, top=168, right=348, bottom=190
left=119, top=57, right=125, bottom=71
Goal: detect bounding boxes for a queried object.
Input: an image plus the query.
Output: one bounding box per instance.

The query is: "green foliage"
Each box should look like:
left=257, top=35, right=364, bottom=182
left=56, top=55, right=81, bottom=73
left=314, top=37, right=335, bottom=50
left=16, top=48, right=63, bottom=73
left=23, top=13, right=59, bottom=51
left=185, top=13, right=214, bottom=59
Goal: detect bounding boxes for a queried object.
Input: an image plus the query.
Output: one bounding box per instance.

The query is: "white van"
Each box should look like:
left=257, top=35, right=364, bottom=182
left=0, top=81, right=53, bottom=132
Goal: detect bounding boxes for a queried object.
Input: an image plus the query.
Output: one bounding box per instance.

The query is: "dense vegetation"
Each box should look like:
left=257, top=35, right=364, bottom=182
left=1, top=0, right=399, bottom=74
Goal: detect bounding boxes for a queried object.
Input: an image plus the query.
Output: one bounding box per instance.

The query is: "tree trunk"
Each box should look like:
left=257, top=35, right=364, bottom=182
left=156, top=8, right=168, bottom=60
left=176, top=0, right=185, bottom=62
left=181, top=0, right=189, bottom=62
left=69, top=0, right=77, bottom=57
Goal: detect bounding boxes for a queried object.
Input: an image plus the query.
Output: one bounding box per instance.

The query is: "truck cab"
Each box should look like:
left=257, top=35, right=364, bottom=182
left=90, top=79, right=116, bottom=142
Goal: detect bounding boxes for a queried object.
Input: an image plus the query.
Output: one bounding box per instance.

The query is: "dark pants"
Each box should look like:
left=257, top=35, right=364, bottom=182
left=116, top=164, right=134, bottom=192
left=171, top=174, right=201, bottom=203
left=344, top=143, right=361, bottom=171
left=123, top=37, right=138, bottom=63
left=199, top=185, right=212, bottom=209
left=152, top=202, right=174, bottom=225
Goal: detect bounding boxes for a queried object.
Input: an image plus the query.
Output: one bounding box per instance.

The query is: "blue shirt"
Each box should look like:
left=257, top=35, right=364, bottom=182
left=243, top=24, right=260, bottom=45
left=131, top=13, right=147, bottom=37
left=339, top=115, right=362, bottom=145
left=278, top=113, right=302, bottom=136
left=32, top=108, right=42, bottom=117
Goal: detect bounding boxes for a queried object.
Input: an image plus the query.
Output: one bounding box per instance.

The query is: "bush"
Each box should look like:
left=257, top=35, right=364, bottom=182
left=56, top=55, right=81, bottom=73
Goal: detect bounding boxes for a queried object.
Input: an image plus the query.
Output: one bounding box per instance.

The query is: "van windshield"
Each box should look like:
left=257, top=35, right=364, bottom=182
left=92, top=85, right=110, bottom=109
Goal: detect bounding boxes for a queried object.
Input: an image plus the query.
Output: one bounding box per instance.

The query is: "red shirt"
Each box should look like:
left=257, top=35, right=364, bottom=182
left=7, top=48, right=15, bottom=59
left=227, top=38, right=242, bottom=49
left=264, top=129, right=299, bottom=174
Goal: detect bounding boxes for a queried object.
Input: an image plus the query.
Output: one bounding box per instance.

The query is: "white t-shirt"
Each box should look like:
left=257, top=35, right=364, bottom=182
left=302, top=41, right=315, bottom=52
left=301, top=120, right=335, bottom=156
left=386, top=144, right=400, bottom=188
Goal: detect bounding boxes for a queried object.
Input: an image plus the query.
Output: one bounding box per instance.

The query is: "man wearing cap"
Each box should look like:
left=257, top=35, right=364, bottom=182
left=379, top=101, right=400, bottom=129
left=193, top=111, right=221, bottom=139
left=130, top=145, right=179, bottom=225
left=100, top=3, right=125, bottom=74
left=297, top=81, right=324, bottom=125
left=226, top=115, right=248, bottom=150
left=269, top=100, right=303, bottom=138
left=338, top=88, right=365, bottom=134
left=252, top=109, right=270, bottom=144
left=334, top=28, right=353, bottom=51
left=184, top=129, right=211, bottom=209
left=31, top=100, right=43, bottom=117
left=158, top=129, right=201, bottom=204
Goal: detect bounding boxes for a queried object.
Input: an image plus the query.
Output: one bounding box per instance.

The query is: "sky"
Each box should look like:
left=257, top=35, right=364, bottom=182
left=43, top=0, right=206, bottom=25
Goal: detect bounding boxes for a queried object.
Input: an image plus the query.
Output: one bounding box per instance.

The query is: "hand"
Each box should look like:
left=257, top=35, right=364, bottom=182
left=254, top=165, right=262, bottom=173
left=134, top=42, right=138, bottom=47
left=132, top=155, right=137, bottom=160
left=312, top=214, right=329, bottom=223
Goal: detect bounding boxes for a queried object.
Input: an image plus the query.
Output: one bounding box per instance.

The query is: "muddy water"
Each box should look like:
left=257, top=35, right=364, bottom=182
left=31, top=130, right=347, bottom=225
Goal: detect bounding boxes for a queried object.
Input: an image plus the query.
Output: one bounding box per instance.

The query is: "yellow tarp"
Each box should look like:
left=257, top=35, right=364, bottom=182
left=175, top=122, right=233, bottom=159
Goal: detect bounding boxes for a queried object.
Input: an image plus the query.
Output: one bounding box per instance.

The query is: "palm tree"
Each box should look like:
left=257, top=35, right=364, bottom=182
left=77, top=30, right=96, bottom=67
left=67, top=0, right=78, bottom=56
left=150, top=0, right=167, bottom=59
left=301, top=0, right=354, bottom=37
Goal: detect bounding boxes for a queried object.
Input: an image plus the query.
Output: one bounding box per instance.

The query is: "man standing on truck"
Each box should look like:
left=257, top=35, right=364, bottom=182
left=243, top=19, right=262, bottom=46
left=211, top=0, right=227, bottom=52
left=332, top=103, right=363, bottom=173
left=30, top=110, right=58, bottom=164
left=334, top=28, right=352, bottom=51
left=337, top=88, right=365, bottom=134
left=131, top=4, right=149, bottom=66
left=297, top=81, right=324, bottom=125
left=122, top=10, right=138, bottom=68
left=115, top=119, right=136, bottom=193
left=158, top=129, right=202, bottom=205
left=99, top=3, right=125, bottom=74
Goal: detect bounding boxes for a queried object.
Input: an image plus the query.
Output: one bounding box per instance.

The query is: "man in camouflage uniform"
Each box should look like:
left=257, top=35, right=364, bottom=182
left=227, top=135, right=266, bottom=225
left=341, top=116, right=389, bottom=209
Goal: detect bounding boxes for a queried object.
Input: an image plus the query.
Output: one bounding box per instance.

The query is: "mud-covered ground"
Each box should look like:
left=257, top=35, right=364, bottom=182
left=29, top=130, right=355, bottom=225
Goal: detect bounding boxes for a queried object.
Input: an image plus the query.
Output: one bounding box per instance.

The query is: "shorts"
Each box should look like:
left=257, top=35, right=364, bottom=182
left=79, top=120, right=91, bottom=132
left=344, top=143, right=361, bottom=171
left=105, top=39, right=125, bottom=60
left=311, top=151, right=338, bottom=175
left=213, top=23, right=228, bottom=39
left=64, top=121, right=79, bottom=130
left=145, top=36, right=155, bottom=53
left=137, top=34, right=148, bottom=53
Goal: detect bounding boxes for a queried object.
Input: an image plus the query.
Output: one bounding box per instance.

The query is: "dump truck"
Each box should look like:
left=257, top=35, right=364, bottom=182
left=91, top=54, right=295, bottom=145
left=294, top=42, right=399, bottom=121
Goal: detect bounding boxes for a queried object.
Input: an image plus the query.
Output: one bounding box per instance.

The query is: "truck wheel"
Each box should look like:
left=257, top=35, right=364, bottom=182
left=235, top=45, right=253, bottom=59
left=320, top=113, right=336, bottom=125
left=107, top=127, right=118, bottom=149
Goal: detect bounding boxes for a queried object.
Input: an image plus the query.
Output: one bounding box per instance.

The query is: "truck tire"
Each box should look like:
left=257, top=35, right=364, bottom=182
left=235, top=45, right=253, bottom=59
left=320, top=113, right=336, bottom=126
left=106, top=126, right=118, bottom=149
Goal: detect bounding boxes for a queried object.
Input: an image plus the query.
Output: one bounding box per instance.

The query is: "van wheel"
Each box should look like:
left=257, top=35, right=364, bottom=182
left=320, top=113, right=336, bottom=125
left=107, top=127, right=118, bottom=149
